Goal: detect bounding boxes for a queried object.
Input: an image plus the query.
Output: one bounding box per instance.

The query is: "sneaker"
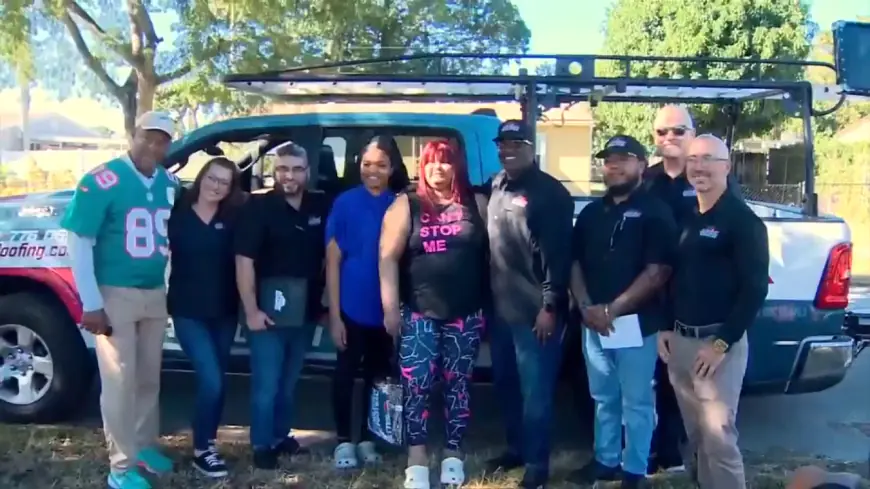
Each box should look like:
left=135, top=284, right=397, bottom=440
left=567, top=459, right=622, bottom=485
left=484, top=452, right=524, bottom=473
left=191, top=450, right=228, bottom=478
left=273, top=436, right=310, bottom=457
left=136, top=447, right=173, bottom=475
left=621, top=471, right=648, bottom=488
left=356, top=441, right=382, bottom=465
left=518, top=471, right=547, bottom=489
left=252, top=448, right=278, bottom=470
left=333, top=442, right=359, bottom=469
left=107, top=470, right=152, bottom=489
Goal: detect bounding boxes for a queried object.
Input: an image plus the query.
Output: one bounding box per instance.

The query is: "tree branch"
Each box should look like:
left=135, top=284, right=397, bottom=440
left=129, top=0, right=160, bottom=49
left=157, top=63, right=193, bottom=85
left=66, top=0, right=139, bottom=68
left=59, top=10, right=124, bottom=100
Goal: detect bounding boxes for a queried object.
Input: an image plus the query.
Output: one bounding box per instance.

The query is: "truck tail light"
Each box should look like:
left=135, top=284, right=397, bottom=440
left=814, top=242, right=852, bottom=310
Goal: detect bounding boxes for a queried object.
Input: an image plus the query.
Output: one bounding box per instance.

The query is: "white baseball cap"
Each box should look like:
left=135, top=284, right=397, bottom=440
left=135, top=111, right=175, bottom=138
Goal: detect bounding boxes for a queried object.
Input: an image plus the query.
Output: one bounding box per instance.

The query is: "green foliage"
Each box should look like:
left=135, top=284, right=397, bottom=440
left=593, top=0, right=813, bottom=146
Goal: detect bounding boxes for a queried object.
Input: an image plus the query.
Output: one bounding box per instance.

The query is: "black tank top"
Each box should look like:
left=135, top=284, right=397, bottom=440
left=401, top=193, right=487, bottom=320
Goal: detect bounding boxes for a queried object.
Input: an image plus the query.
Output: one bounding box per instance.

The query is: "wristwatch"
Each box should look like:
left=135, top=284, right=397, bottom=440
left=712, top=338, right=729, bottom=354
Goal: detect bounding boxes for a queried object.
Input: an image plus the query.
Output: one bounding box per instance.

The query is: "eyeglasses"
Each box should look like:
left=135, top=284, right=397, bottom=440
left=655, top=126, right=689, bottom=137
left=205, top=174, right=231, bottom=187
left=276, top=166, right=308, bottom=175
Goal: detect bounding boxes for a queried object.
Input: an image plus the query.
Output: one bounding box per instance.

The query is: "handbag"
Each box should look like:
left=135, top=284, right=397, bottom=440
left=256, top=276, right=308, bottom=328
left=367, top=342, right=404, bottom=446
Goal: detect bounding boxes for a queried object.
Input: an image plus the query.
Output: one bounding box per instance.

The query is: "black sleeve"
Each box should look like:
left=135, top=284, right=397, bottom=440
left=234, top=197, right=265, bottom=259
left=570, top=205, right=589, bottom=263
left=642, top=200, right=679, bottom=266
left=718, top=213, right=770, bottom=346
left=534, top=183, right=575, bottom=310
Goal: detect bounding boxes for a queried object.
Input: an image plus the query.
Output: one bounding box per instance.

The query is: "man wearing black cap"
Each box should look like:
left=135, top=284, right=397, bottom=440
left=568, top=135, right=678, bottom=488
left=484, top=119, right=574, bottom=489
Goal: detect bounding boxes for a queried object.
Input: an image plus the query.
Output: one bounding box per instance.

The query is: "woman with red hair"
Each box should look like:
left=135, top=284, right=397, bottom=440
left=379, top=139, right=489, bottom=489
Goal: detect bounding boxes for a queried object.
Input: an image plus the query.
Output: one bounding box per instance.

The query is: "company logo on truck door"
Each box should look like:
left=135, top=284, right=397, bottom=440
left=0, top=229, right=69, bottom=264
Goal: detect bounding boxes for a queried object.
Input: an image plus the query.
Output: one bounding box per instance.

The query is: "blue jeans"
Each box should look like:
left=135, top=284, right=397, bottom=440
left=173, top=316, right=237, bottom=451
left=583, top=328, right=658, bottom=476
left=247, top=325, right=315, bottom=449
left=488, top=319, right=564, bottom=479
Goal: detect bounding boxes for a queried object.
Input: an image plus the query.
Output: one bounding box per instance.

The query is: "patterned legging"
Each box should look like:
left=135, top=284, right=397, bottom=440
left=399, top=306, right=485, bottom=451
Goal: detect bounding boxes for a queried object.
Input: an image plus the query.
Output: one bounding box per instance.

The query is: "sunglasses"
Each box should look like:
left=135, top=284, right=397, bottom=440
left=655, top=126, right=689, bottom=137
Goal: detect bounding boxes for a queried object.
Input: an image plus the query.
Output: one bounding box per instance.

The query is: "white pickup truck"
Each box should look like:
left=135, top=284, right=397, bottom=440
left=0, top=33, right=869, bottom=422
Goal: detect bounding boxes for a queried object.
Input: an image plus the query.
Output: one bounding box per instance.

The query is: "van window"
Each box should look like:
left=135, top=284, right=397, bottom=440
left=322, top=136, right=347, bottom=177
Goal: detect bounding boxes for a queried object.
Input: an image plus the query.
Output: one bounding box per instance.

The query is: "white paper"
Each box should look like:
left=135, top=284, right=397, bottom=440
left=599, top=314, right=644, bottom=349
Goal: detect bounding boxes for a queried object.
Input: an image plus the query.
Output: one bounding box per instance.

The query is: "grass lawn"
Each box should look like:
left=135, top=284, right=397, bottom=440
left=0, top=424, right=865, bottom=488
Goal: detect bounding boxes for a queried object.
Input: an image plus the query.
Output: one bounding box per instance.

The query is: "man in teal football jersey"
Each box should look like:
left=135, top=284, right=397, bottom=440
left=63, top=111, right=180, bottom=489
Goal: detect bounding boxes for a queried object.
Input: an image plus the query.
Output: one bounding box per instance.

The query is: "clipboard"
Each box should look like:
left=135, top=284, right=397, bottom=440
left=256, top=276, right=309, bottom=328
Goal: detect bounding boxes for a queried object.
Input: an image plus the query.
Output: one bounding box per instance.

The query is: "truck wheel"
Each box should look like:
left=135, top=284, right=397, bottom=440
left=0, top=292, right=93, bottom=423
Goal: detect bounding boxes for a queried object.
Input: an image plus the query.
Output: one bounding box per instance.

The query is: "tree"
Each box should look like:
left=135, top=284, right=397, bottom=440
left=160, top=0, right=531, bottom=116
left=593, top=0, right=813, bottom=145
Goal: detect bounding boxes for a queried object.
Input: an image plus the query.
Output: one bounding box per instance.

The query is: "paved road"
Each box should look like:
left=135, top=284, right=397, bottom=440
left=70, top=287, right=870, bottom=462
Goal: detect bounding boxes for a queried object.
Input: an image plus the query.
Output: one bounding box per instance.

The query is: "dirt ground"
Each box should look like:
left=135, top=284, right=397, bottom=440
left=0, top=424, right=866, bottom=489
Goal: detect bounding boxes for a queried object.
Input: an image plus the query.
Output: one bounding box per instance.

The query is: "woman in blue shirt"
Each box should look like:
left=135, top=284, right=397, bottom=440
left=326, top=136, right=400, bottom=469
left=167, top=157, right=245, bottom=478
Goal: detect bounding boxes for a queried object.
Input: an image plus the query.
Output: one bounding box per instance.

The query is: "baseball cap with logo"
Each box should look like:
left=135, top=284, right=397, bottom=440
left=493, top=119, right=533, bottom=143
left=594, top=134, right=648, bottom=161
left=135, top=111, right=175, bottom=138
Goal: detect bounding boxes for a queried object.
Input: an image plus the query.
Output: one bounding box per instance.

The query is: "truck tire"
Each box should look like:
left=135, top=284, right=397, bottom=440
left=0, top=292, right=93, bottom=423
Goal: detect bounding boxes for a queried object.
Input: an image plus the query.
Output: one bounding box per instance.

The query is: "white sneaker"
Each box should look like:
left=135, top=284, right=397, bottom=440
left=404, top=465, right=430, bottom=489
left=440, top=457, right=465, bottom=487
left=333, top=442, right=358, bottom=469
left=357, top=441, right=382, bottom=465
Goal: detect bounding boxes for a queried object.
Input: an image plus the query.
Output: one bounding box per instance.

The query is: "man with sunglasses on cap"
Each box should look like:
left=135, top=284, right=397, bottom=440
left=62, top=111, right=180, bottom=489
left=568, top=135, right=678, bottom=489
left=484, top=119, right=574, bottom=489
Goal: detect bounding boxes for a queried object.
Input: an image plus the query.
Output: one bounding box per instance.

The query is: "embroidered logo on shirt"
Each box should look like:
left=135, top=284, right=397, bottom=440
left=214, top=222, right=224, bottom=230
left=682, top=188, right=697, bottom=197
left=623, top=209, right=642, bottom=218
left=511, top=196, right=528, bottom=208
left=308, top=216, right=322, bottom=226
left=699, top=226, right=719, bottom=239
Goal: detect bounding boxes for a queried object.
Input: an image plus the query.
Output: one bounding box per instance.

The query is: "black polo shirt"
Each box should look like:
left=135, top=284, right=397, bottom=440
left=671, top=190, right=769, bottom=348
left=234, top=190, right=330, bottom=319
left=572, top=188, right=678, bottom=336
left=644, top=163, right=744, bottom=225
left=167, top=203, right=240, bottom=320
left=487, top=167, right=574, bottom=326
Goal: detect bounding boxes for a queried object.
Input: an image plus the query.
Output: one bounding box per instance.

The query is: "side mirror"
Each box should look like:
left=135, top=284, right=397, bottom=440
left=833, top=21, right=870, bottom=96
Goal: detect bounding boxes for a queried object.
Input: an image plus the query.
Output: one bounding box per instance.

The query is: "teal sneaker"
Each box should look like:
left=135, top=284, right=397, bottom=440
left=107, top=470, right=151, bottom=489
left=136, top=447, right=173, bottom=474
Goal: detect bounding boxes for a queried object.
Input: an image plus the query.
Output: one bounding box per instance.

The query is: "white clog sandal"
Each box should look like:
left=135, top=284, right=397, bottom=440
left=404, top=465, right=431, bottom=489
left=333, top=442, right=358, bottom=469
left=357, top=441, right=383, bottom=465
left=440, top=457, right=465, bottom=487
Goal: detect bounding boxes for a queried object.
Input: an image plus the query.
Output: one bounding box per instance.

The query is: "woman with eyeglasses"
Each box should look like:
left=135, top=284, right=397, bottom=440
left=167, top=157, right=246, bottom=478
left=379, top=139, right=489, bottom=489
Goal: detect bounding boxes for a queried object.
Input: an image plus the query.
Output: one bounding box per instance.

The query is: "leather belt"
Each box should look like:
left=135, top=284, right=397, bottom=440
left=674, top=320, right=724, bottom=339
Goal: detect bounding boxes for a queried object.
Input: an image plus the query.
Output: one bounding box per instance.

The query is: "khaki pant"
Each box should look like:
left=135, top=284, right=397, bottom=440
left=95, top=286, right=168, bottom=472
left=668, top=333, right=748, bottom=489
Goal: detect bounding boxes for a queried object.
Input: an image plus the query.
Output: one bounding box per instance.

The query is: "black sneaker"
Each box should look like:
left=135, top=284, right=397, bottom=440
left=252, top=448, right=278, bottom=470
left=621, top=471, right=647, bottom=488
left=518, top=470, right=548, bottom=489
left=192, top=450, right=228, bottom=478
left=567, top=460, right=622, bottom=485
left=274, top=436, right=310, bottom=457
left=485, top=452, right=524, bottom=473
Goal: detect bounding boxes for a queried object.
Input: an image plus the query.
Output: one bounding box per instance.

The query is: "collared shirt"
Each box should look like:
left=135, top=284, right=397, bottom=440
left=235, top=189, right=330, bottom=318
left=487, top=166, right=574, bottom=326
left=644, top=163, right=744, bottom=225
left=325, top=185, right=396, bottom=326
left=572, top=188, right=678, bottom=336
left=671, top=190, right=770, bottom=347
left=167, top=200, right=240, bottom=320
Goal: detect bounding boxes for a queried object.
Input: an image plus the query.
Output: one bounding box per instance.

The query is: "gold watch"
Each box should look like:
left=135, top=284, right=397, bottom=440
left=712, top=338, right=729, bottom=354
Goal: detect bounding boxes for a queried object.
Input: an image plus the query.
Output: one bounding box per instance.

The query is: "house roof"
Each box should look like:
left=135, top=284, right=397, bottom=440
left=0, top=112, right=104, bottom=139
